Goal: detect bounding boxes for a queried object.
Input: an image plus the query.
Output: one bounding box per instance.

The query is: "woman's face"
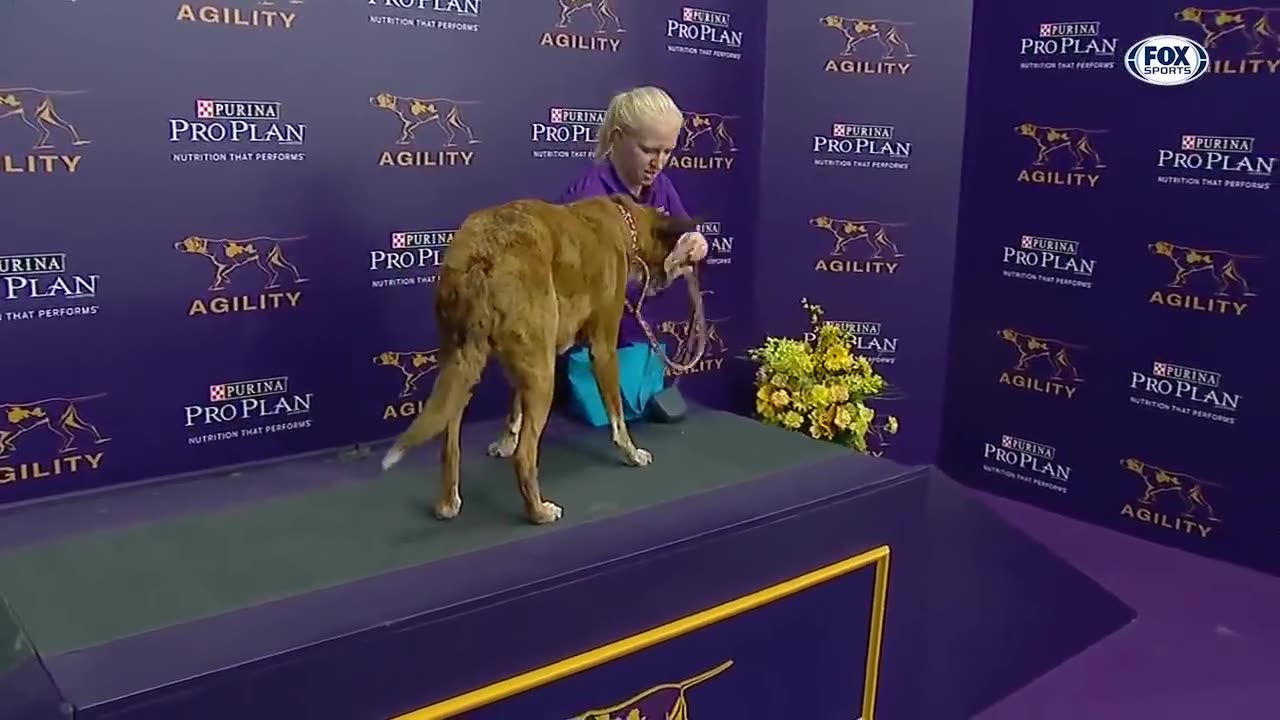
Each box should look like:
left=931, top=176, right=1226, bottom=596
left=610, top=118, right=681, bottom=190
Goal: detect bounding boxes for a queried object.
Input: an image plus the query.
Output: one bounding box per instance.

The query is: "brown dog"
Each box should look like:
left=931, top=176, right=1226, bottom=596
left=380, top=194, right=706, bottom=524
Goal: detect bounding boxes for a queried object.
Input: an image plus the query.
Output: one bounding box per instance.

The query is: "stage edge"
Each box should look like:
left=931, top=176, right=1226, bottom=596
left=393, top=544, right=892, bottom=720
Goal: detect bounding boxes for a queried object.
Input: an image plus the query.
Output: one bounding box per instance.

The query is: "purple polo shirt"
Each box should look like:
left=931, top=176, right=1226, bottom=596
left=559, top=162, right=690, bottom=347
left=559, top=161, right=689, bottom=217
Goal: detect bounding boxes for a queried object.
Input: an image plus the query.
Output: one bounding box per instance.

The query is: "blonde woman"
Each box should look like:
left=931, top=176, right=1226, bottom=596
left=558, top=86, right=708, bottom=424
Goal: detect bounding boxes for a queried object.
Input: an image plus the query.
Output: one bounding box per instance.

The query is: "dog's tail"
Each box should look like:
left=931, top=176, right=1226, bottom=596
left=380, top=339, right=486, bottom=471
left=381, top=245, right=492, bottom=472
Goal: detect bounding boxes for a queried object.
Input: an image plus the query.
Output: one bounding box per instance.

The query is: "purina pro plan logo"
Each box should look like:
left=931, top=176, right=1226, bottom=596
left=1125, top=35, right=1209, bottom=86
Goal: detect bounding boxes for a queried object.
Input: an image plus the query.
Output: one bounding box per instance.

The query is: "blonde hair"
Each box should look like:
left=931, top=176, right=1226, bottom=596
left=593, top=86, right=684, bottom=161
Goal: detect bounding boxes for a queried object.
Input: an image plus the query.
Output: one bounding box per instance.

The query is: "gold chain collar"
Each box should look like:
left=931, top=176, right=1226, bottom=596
left=614, top=200, right=648, bottom=299
left=614, top=202, right=654, bottom=326
left=616, top=199, right=640, bottom=253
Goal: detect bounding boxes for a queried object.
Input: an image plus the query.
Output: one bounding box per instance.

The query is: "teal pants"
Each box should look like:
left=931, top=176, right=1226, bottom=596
left=561, top=341, right=667, bottom=427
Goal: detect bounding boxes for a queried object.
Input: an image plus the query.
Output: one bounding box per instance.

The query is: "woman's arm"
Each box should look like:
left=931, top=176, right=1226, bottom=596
left=558, top=166, right=606, bottom=204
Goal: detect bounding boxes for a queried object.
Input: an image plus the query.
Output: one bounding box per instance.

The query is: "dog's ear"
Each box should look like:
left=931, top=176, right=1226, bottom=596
left=655, top=213, right=700, bottom=247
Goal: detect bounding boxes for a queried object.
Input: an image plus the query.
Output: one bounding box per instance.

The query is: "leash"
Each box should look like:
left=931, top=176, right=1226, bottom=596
left=614, top=200, right=708, bottom=374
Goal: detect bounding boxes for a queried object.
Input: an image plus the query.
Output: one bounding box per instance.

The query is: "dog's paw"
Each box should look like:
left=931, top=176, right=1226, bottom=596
left=530, top=500, right=563, bottom=525
left=381, top=445, right=404, bottom=471
left=486, top=434, right=518, bottom=459
left=623, top=446, right=653, bottom=467
left=434, top=495, right=462, bottom=520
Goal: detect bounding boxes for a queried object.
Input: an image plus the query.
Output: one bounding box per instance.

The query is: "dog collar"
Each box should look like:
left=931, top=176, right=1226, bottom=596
left=614, top=200, right=640, bottom=254
left=614, top=198, right=653, bottom=313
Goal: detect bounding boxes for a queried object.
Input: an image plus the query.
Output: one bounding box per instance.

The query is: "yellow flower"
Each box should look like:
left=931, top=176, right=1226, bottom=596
left=756, top=399, right=775, bottom=420
left=807, top=384, right=832, bottom=408
left=859, top=404, right=875, bottom=425
left=748, top=298, right=895, bottom=456
left=844, top=404, right=869, bottom=434
left=809, top=406, right=835, bottom=439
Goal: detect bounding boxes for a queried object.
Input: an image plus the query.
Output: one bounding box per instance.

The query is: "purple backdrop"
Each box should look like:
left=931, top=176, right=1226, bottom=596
left=11, top=0, right=1265, bottom=580
left=755, top=0, right=973, bottom=463
left=0, top=0, right=765, bottom=506
left=941, top=1, right=1280, bottom=576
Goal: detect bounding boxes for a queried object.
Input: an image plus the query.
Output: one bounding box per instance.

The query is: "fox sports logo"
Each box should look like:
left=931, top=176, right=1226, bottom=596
left=1124, top=35, right=1209, bottom=86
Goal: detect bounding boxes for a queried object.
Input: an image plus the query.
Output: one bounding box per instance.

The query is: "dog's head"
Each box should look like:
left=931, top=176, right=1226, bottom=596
left=617, top=197, right=704, bottom=294
left=369, top=93, right=397, bottom=111
left=1174, top=8, right=1201, bottom=23
left=174, top=236, right=209, bottom=255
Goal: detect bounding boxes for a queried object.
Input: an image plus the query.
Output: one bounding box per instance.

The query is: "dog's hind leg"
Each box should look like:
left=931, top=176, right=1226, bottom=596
left=486, top=392, right=522, bottom=459
left=588, top=334, right=652, bottom=467
left=513, top=385, right=560, bottom=524
left=497, top=334, right=561, bottom=524
left=435, top=407, right=466, bottom=520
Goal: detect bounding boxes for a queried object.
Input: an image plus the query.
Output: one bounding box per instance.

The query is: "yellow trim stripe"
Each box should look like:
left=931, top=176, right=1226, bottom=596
left=863, top=547, right=891, bottom=720
left=393, top=544, right=892, bottom=720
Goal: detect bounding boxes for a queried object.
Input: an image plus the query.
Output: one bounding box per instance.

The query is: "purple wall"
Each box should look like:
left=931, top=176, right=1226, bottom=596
left=756, top=0, right=974, bottom=464
left=941, top=1, right=1280, bottom=576
left=8, top=0, right=1267, bottom=580
left=0, top=0, right=765, bottom=505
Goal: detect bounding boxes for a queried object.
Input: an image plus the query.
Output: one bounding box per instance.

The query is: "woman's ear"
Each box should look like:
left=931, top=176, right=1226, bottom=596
left=607, top=126, right=625, bottom=151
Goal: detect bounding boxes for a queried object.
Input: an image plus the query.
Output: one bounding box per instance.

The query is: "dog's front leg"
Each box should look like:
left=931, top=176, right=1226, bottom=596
left=210, top=264, right=232, bottom=291
left=589, top=341, right=652, bottom=467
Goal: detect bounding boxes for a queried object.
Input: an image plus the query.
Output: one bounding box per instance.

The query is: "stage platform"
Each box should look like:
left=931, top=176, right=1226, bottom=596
left=0, top=408, right=1134, bottom=720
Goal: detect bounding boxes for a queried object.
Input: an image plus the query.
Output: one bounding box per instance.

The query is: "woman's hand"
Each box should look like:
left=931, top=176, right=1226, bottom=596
left=664, top=231, right=708, bottom=280
left=678, top=231, right=709, bottom=263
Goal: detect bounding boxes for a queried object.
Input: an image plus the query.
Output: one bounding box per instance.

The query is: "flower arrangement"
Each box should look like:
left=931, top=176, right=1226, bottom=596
left=746, top=299, right=898, bottom=453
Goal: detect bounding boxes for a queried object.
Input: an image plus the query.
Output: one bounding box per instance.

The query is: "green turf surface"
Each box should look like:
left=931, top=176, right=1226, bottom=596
left=0, top=411, right=852, bottom=656
left=0, top=598, right=32, bottom=676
